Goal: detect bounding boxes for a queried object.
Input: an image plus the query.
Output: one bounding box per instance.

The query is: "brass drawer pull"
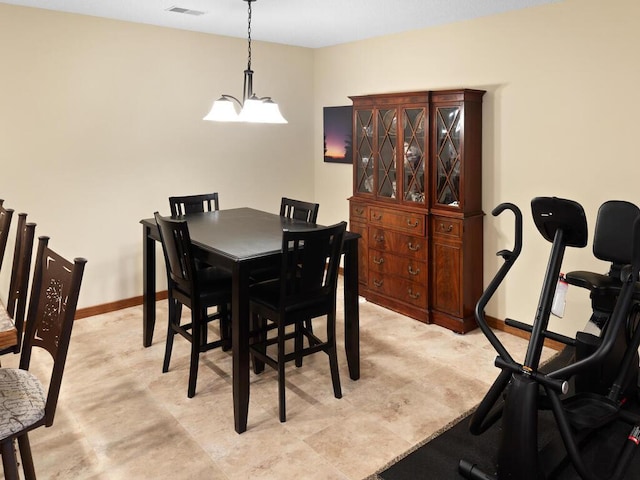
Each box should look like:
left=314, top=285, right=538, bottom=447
left=408, top=289, right=420, bottom=299
left=408, top=265, right=420, bottom=275
left=440, top=223, right=454, bottom=232
left=373, top=279, right=384, bottom=288
left=373, top=256, right=384, bottom=265
left=406, top=219, right=419, bottom=228
left=371, top=212, right=383, bottom=221
left=374, top=234, right=385, bottom=243
left=355, top=207, right=364, bottom=215
left=408, top=242, right=420, bottom=251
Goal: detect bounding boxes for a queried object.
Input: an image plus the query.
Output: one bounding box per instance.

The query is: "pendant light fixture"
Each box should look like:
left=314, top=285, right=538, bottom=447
left=203, top=0, right=287, bottom=124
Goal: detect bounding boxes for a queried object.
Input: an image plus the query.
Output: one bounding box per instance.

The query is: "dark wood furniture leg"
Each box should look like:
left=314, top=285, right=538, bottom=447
left=343, top=237, right=360, bottom=380
left=232, top=263, right=251, bottom=433
left=143, top=225, right=156, bottom=347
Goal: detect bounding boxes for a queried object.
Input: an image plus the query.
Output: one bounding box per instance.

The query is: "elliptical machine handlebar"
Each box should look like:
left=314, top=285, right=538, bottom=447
left=467, top=203, right=524, bottom=436
left=474, top=202, right=523, bottom=364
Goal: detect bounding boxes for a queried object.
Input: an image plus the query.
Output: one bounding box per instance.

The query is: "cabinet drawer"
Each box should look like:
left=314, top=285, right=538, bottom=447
left=350, top=203, right=368, bottom=221
left=368, top=250, right=427, bottom=284
left=369, top=207, right=426, bottom=235
left=368, top=275, right=428, bottom=309
left=369, top=228, right=426, bottom=259
left=432, top=216, right=462, bottom=240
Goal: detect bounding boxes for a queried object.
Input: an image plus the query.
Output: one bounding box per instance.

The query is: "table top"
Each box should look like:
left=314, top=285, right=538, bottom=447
left=141, top=207, right=341, bottom=263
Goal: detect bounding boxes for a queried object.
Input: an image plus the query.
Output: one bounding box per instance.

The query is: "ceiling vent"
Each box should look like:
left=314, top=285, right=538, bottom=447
left=166, top=6, right=205, bottom=16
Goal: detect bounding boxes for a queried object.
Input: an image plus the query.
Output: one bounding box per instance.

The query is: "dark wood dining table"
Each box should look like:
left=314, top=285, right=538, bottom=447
left=140, top=208, right=360, bottom=433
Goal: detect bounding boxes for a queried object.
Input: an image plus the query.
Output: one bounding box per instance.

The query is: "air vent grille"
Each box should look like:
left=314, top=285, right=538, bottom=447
left=166, top=6, right=205, bottom=16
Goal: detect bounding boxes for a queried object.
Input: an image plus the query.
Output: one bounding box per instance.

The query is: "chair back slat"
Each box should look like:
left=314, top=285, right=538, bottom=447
left=169, top=193, right=219, bottom=217
left=5, top=213, right=36, bottom=352
left=20, top=236, right=86, bottom=426
left=280, top=197, right=319, bottom=223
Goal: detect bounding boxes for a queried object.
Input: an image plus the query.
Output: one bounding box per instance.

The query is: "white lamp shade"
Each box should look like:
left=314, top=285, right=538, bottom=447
left=238, top=96, right=287, bottom=124
left=203, top=98, right=240, bottom=122
left=260, top=100, right=288, bottom=124
left=238, top=97, right=264, bottom=123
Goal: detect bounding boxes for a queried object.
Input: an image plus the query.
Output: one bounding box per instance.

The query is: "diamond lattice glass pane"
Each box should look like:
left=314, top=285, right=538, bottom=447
left=435, top=106, right=462, bottom=207
left=356, top=109, right=374, bottom=193
left=438, top=185, right=455, bottom=205
left=376, top=108, right=396, bottom=198
left=403, top=108, right=425, bottom=203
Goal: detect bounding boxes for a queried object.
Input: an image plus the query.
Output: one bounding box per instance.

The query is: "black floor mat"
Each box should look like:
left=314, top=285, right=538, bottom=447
left=378, top=348, right=640, bottom=479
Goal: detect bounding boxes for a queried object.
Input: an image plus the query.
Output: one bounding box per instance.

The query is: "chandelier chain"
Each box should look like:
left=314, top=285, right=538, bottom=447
left=247, top=0, right=252, bottom=70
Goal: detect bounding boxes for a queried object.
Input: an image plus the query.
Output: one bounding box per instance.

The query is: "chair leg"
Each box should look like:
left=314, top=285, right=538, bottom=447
left=200, top=308, right=209, bottom=346
left=221, top=304, right=231, bottom=351
left=162, top=299, right=178, bottom=373
left=17, top=434, right=36, bottom=480
left=304, top=318, right=314, bottom=335
left=294, top=321, right=303, bottom=368
left=250, top=313, right=266, bottom=374
left=187, top=310, right=201, bottom=398
left=1, top=439, right=19, bottom=480
left=278, top=322, right=287, bottom=422
left=327, top=312, right=342, bottom=399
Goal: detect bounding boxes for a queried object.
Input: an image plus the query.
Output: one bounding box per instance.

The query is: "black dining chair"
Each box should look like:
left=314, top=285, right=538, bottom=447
left=0, top=236, right=86, bottom=480
left=154, top=212, right=232, bottom=398
left=169, top=192, right=219, bottom=217
left=0, top=213, right=36, bottom=355
left=249, top=221, right=347, bottom=422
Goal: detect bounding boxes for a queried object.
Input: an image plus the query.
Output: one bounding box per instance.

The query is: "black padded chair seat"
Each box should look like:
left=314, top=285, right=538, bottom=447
left=176, top=266, right=231, bottom=304
left=250, top=279, right=331, bottom=316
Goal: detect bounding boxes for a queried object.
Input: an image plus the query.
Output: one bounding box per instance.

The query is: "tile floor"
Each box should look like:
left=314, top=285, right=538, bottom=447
left=1, top=282, right=552, bottom=479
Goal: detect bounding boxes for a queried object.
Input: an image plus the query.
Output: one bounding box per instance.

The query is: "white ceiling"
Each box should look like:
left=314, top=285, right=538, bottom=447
left=1, top=0, right=561, bottom=48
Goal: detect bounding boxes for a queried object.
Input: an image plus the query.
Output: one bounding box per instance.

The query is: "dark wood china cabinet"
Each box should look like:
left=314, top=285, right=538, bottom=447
left=349, top=89, right=484, bottom=333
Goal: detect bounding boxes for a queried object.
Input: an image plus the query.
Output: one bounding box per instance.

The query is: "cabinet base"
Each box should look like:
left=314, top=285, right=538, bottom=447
left=360, top=290, right=430, bottom=324
left=431, top=310, right=477, bottom=334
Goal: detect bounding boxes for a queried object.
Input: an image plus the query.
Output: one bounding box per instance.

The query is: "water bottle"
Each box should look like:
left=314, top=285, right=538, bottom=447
left=551, top=273, right=568, bottom=318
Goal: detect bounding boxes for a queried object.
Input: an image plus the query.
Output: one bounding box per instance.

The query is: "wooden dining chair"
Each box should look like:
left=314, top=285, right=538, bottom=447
left=280, top=197, right=319, bottom=223
left=169, top=192, right=219, bottom=217
left=0, top=201, right=15, bottom=274
left=249, top=221, right=346, bottom=422
left=0, top=236, right=86, bottom=480
left=154, top=212, right=232, bottom=398
left=0, top=213, right=36, bottom=355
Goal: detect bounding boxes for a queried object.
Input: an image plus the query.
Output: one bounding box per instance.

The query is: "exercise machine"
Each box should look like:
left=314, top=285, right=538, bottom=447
left=459, top=197, right=640, bottom=480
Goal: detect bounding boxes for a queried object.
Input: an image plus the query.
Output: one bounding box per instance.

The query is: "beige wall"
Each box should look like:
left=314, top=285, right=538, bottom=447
left=0, top=4, right=315, bottom=308
left=313, top=0, right=640, bottom=336
left=2, top=0, right=639, bottom=338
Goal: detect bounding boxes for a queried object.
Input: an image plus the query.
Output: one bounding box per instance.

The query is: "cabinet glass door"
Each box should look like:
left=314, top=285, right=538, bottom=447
left=377, top=108, right=397, bottom=199
left=355, top=109, right=374, bottom=194
left=435, top=106, right=462, bottom=208
left=402, top=108, right=426, bottom=204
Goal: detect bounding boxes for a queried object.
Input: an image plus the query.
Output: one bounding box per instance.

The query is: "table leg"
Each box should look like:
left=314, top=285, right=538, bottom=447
left=232, top=264, right=251, bottom=433
left=343, top=237, right=360, bottom=380
left=143, top=225, right=156, bottom=347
